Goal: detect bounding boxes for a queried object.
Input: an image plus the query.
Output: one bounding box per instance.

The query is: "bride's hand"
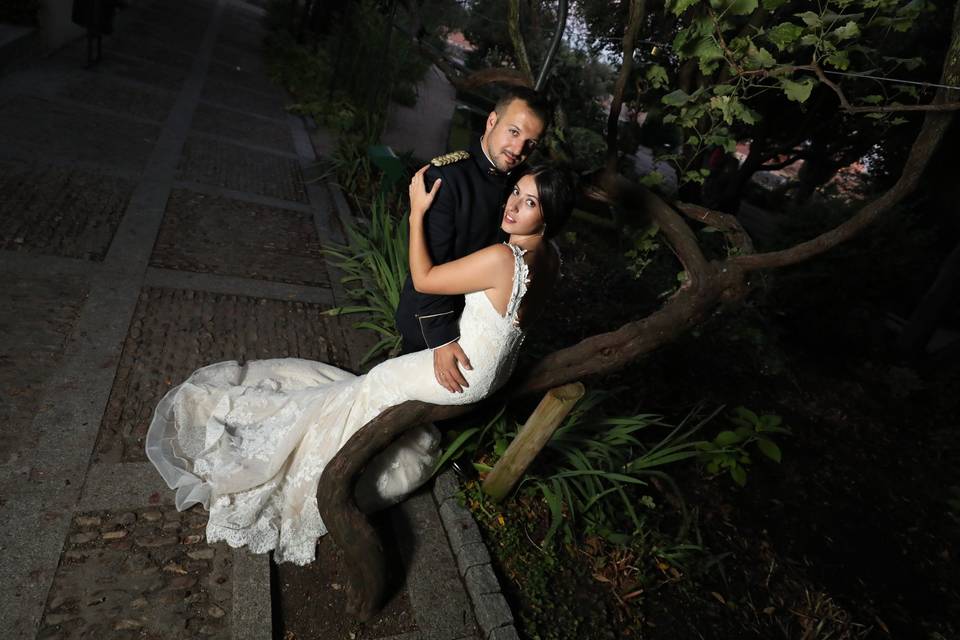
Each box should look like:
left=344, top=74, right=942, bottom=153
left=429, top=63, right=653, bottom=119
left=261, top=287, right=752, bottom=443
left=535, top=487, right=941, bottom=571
left=408, top=165, right=441, bottom=220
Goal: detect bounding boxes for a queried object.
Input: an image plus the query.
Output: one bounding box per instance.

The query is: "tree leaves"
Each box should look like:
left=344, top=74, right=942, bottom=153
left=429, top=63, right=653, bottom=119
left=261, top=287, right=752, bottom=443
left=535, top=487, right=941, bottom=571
left=796, top=10, right=822, bottom=27
left=645, top=64, right=669, bottom=90
left=826, top=50, right=850, bottom=70
left=765, top=22, right=803, bottom=51
left=692, top=37, right=725, bottom=74
left=662, top=89, right=691, bottom=106
left=831, top=20, right=861, bottom=41
left=779, top=77, right=816, bottom=102
left=757, top=439, right=782, bottom=463
left=668, top=0, right=702, bottom=16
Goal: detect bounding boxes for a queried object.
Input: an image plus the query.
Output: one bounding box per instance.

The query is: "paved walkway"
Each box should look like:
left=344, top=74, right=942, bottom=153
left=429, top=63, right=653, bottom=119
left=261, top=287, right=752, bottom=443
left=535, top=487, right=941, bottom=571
left=0, top=2, right=500, bottom=639
left=381, top=64, right=457, bottom=162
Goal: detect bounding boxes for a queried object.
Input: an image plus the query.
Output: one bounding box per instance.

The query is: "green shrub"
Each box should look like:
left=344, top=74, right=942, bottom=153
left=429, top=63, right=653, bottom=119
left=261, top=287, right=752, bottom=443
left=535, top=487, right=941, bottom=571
left=323, top=191, right=409, bottom=364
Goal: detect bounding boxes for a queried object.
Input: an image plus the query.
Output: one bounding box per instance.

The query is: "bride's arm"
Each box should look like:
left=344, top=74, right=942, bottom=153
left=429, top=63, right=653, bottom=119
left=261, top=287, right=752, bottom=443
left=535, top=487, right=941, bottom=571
left=408, top=165, right=512, bottom=296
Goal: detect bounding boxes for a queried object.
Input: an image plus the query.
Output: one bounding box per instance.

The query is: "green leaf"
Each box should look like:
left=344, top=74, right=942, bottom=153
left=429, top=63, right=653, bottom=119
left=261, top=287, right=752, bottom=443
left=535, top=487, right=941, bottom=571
left=640, top=171, right=666, bottom=187
left=713, top=83, right=736, bottom=96
left=731, top=101, right=759, bottom=124
left=831, top=20, right=860, bottom=40
left=862, top=94, right=884, bottom=104
left=761, top=0, right=786, bottom=8
left=757, top=438, right=782, bottom=463
left=692, top=38, right=725, bottom=74
left=646, top=65, right=669, bottom=89
left=432, top=427, right=480, bottom=473
left=747, top=45, right=777, bottom=69
left=727, top=0, right=758, bottom=15
left=779, top=77, right=816, bottom=103
left=825, top=50, right=850, bottom=70
left=799, top=34, right=820, bottom=46
left=715, top=430, right=742, bottom=446
left=796, top=10, right=822, bottom=27
left=733, top=406, right=760, bottom=425
left=760, top=414, right=783, bottom=429
left=669, top=0, right=702, bottom=15
left=662, top=89, right=691, bottom=106
left=766, top=22, right=803, bottom=51
left=730, top=464, right=747, bottom=486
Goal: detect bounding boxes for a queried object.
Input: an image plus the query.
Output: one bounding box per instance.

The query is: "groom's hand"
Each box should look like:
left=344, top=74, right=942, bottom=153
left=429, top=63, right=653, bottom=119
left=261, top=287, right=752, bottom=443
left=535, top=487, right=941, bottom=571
left=433, top=341, right=472, bottom=393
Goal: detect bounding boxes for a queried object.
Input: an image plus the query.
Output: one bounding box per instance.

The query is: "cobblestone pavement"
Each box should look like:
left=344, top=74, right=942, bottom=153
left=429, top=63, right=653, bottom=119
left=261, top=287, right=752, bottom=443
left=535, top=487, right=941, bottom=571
left=0, top=1, right=487, bottom=639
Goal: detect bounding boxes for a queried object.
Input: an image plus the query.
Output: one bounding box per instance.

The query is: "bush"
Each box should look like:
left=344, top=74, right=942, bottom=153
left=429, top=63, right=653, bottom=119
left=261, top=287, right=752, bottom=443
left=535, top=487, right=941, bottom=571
left=323, top=192, right=408, bottom=364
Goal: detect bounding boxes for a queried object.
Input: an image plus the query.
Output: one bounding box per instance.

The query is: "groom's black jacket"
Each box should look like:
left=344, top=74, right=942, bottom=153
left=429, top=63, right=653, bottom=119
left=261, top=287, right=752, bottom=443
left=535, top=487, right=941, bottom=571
left=396, top=138, right=512, bottom=352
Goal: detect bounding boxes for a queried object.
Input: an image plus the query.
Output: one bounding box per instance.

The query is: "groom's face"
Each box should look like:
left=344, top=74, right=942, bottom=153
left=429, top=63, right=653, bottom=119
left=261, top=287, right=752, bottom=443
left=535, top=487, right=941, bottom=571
left=483, top=99, right=545, bottom=173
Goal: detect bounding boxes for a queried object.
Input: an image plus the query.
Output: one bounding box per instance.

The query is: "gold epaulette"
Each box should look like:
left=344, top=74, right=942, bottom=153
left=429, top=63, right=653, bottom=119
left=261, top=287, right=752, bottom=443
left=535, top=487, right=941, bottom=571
left=430, top=150, right=470, bottom=167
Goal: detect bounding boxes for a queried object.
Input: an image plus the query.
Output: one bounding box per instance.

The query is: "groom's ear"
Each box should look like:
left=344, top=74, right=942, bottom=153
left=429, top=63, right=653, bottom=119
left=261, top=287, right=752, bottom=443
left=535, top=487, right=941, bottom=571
left=485, top=110, right=498, bottom=134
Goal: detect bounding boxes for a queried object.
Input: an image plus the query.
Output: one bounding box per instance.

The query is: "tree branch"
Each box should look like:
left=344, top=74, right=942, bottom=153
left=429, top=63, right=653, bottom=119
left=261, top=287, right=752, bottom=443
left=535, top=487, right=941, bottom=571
left=595, top=170, right=710, bottom=285
left=675, top=202, right=755, bottom=256
left=462, top=67, right=533, bottom=90
left=508, top=0, right=535, bottom=83
left=730, top=3, right=960, bottom=271
left=799, top=62, right=960, bottom=113
left=535, top=0, right=569, bottom=91
left=605, top=0, right=646, bottom=170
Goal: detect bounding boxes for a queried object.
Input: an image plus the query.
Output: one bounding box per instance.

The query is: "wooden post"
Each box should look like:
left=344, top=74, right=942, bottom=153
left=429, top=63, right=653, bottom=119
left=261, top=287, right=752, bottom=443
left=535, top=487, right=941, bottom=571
left=482, top=382, right=585, bottom=503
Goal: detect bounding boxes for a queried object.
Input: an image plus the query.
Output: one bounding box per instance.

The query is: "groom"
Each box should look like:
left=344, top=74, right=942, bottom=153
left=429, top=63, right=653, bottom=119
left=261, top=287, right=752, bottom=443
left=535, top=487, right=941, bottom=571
left=395, top=86, right=550, bottom=393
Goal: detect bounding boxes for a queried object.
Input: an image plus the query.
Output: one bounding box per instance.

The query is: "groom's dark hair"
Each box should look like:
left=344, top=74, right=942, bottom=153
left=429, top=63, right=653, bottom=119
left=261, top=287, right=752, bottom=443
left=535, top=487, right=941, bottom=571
left=494, top=86, right=553, bottom=127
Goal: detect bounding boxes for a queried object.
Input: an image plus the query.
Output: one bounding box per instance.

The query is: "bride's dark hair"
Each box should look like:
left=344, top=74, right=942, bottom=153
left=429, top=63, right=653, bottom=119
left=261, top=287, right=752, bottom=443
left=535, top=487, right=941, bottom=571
left=525, top=164, right=576, bottom=239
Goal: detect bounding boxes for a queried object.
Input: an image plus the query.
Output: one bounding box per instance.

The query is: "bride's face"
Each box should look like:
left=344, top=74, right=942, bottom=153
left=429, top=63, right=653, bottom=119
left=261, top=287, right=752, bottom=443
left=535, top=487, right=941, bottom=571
left=501, top=174, right=544, bottom=236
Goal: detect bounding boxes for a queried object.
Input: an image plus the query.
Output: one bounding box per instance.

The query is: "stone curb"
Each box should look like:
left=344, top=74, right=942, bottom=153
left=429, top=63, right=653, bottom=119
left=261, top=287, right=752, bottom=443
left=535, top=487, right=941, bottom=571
left=433, top=472, right=520, bottom=640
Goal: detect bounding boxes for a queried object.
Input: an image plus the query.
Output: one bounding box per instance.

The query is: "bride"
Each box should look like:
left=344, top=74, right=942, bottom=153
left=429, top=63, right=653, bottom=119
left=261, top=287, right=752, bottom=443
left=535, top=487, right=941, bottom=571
left=146, top=163, right=575, bottom=564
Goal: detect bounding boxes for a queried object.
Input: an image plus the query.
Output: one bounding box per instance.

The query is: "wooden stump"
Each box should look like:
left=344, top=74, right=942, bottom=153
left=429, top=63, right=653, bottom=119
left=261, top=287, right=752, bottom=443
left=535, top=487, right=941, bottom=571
left=482, top=382, right=585, bottom=502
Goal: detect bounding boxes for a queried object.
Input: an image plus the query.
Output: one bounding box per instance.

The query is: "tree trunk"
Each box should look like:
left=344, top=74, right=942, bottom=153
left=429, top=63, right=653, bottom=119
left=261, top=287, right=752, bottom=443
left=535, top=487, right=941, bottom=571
left=897, top=239, right=960, bottom=358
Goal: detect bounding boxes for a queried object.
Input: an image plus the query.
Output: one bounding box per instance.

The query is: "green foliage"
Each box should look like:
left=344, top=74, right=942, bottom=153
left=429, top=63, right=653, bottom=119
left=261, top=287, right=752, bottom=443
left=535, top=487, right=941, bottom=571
left=696, top=407, right=791, bottom=486
left=624, top=224, right=662, bottom=279
left=439, top=392, right=725, bottom=547
left=563, top=126, right=608, bottom=173
left=264, top=0, right=429, bottom=131
left=638, top=0, right=939, bottom=189
left=328, top=114, right=382, bottom=197
left=323, top=192, right=409, bottom=364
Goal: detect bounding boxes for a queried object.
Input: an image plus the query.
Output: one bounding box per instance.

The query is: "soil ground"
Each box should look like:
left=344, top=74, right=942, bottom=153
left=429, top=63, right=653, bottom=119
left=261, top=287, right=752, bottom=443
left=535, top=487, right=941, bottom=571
left=470, top=198, right=960, bottom=639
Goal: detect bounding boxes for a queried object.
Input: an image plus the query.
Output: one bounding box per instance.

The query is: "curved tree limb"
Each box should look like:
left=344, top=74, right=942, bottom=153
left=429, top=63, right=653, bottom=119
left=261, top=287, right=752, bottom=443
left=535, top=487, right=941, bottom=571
left=535, top=0, right=569, bottom=91
left=508, top=0, right=535, bottom=83
left=462, top=67, right=533, bottom=90
left=675, top=202, right=755, bottom=256
left=595, top=170, right=710, bottom=285
left=728, top=1, right=960, bottom=272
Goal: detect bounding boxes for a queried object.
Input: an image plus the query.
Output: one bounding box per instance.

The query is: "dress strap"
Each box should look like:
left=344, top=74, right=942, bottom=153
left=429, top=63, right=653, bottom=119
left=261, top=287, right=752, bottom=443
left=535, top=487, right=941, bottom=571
left=504, top=243, right=530, bottom=326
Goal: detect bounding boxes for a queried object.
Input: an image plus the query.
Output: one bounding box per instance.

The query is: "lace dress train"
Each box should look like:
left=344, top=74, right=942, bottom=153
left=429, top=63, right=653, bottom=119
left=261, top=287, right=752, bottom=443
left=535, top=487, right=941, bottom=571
left=146, top=244, right=531, bottom=564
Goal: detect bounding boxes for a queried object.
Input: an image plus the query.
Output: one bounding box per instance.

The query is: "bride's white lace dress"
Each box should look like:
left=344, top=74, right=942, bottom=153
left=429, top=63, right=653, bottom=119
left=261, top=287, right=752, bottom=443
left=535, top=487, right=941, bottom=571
left=146, top=243, right=531, bottom=565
